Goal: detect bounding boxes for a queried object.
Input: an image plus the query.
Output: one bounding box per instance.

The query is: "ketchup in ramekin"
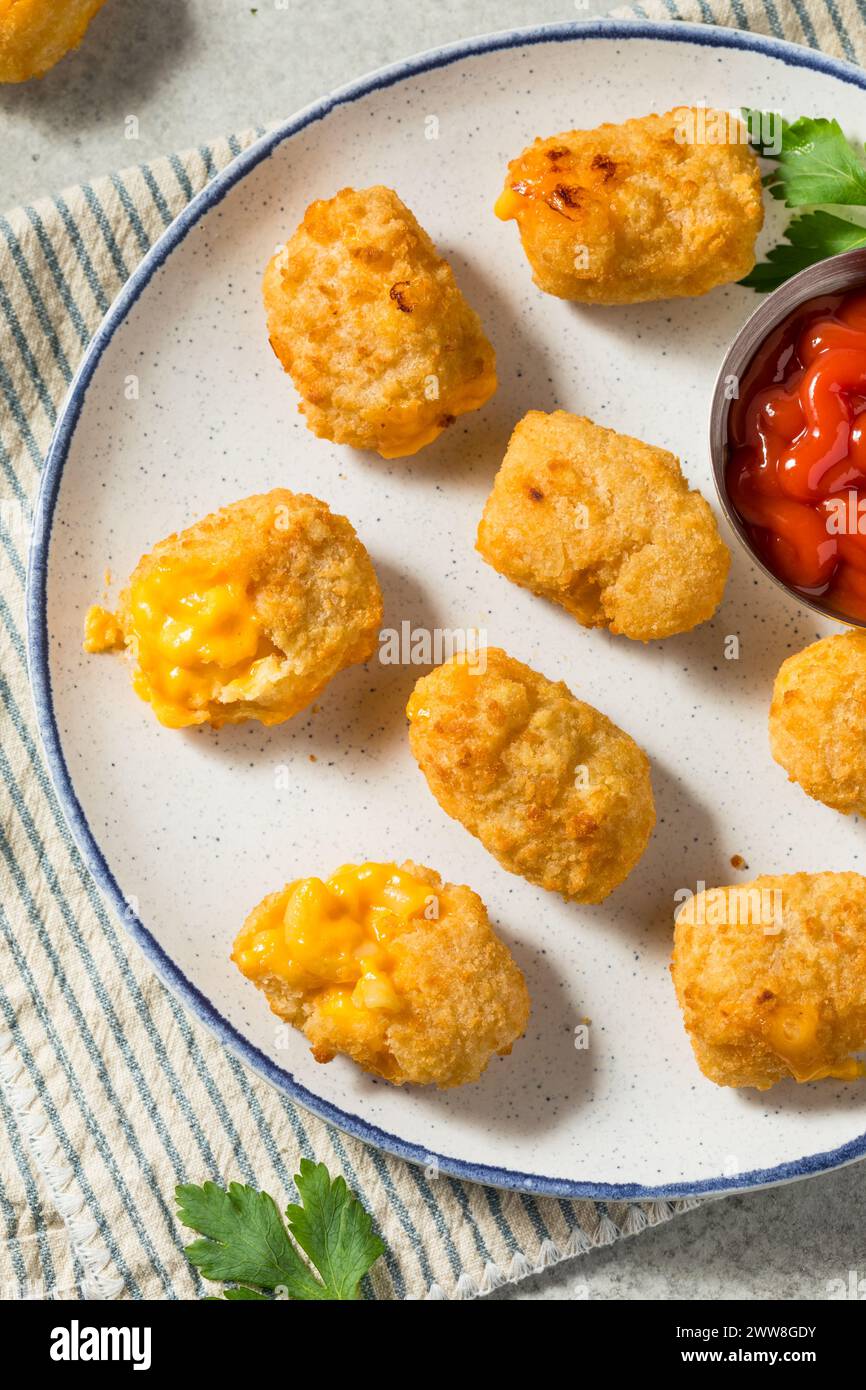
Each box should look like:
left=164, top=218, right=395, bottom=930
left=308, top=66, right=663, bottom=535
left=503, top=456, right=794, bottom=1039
left=726, top=288, right=866, bottom=622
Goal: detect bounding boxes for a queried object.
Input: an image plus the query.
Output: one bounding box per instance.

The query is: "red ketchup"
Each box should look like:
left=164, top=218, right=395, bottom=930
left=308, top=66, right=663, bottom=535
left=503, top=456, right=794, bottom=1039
left=726, top=288, right=866, bottom=622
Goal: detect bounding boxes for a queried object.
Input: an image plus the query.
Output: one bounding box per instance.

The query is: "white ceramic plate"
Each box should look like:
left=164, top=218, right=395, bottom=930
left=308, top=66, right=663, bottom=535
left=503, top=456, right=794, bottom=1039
left=29, top=20, right=866, bottom=1199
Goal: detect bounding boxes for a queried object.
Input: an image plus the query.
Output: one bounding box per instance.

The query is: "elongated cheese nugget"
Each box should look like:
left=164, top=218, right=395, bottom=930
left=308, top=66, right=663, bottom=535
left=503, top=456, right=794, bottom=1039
left=672, top=873, right=866, bottom=1090
left=495, top=108, right=763, bottom=303
left=477, top=411, right=729, bottom=640
left=406, top=648, right=654, bottom=902
left=263, top=186, right=497, bottom=458
left=0, top=0, right=108, bottom=82
left=770, top=631, right=866, bottom=817
left=84, top=490, right=382, bottom=730
left=232, top=860, right=530, bottom=1088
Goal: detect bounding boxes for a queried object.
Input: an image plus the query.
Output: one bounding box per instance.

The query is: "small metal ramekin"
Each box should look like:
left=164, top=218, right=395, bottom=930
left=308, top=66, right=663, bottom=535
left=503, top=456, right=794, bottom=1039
left=709, top=247, right=866, bottom=628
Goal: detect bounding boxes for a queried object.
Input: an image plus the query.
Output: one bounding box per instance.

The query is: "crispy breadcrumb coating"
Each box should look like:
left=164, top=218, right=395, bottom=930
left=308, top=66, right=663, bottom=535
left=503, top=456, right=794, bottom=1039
left=770, top=631, right=866, bottom=816
left=263, top=185, right=497, bottom=458
left=477, top=411, right=730, bottom=641
left=85, top=490, right=382, bottom=729
left=0, top=0, right=107, bottom=82
left=406, top=648, right=655, bottom=902
left=672, top=873, right=866, bottom=1089
left=232, top=861, right=530, bottom=1088
left=495, top=108, right=763, bottom=303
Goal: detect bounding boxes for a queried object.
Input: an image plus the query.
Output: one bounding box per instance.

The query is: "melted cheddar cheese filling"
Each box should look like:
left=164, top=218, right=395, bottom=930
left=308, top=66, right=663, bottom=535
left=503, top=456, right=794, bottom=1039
left=84, top=562, right=286, bottom=729
left=232, top=863, right=433, bottom=1016
left=766, top=1003, right=865, bottom=1084
left=83, top=605, right=122, bottom=653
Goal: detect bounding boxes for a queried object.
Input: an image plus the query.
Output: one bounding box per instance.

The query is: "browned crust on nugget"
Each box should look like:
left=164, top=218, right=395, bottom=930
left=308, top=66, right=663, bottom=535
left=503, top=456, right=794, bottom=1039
left=672, top=872, right=866, bottom=1089
left=770, top=631, right=866, bottom=817
left=241, top=861, right=531, bottom=1088
left=477, top=411, right=729, bottom=640
left=0, top=0, right=108, bottom=82
left=407, top=647, right=655, bottom=902
left=498, top=108, right=763, bottom=303
left=263, top=186, right=496, bottom=457
left=119, top=489, right=382, bottom=726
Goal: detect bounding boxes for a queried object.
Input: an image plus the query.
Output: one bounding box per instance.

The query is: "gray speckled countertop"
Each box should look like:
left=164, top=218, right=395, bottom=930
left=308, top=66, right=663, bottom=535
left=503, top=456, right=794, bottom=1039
left=4, top=0, right=864, bottom=1301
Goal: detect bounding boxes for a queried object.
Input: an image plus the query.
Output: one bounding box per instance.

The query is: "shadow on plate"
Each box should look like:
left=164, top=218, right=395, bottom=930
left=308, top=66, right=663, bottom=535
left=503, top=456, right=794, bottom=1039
left=562, top=285, right=757, bottom=389
left=587, top=752, right=729, bottom=944
left=738, top=1072, right=866, bottom=1120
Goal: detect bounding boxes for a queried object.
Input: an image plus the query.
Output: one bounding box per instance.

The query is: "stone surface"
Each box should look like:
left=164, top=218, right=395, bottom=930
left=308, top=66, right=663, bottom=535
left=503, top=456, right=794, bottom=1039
left=0, top=0, right=613, bottom=211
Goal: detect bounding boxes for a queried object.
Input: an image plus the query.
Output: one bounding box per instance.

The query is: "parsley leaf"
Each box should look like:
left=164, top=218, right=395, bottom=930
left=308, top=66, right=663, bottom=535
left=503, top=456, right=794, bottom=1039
left=176, top=1181, right=324, bottom=1298
left=176, top=1165, right=384, bottom=1300
left=286, top=1159, right=385, bottom=1300
left=740, top=111, right=866, bottom=290
left=745, top=110, right=866, bottom=207
left=741, top=210, right=866, bottom=292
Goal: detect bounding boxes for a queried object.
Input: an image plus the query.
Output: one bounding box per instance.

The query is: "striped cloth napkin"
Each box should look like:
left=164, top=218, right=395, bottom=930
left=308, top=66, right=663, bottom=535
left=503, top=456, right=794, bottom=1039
left=1, top=0, right=861, bottom=1301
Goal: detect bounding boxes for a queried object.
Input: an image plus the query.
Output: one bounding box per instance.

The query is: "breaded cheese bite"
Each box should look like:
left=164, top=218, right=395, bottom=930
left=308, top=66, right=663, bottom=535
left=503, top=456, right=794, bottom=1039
left=672, top=873, right=866, bottom=1089
left=477, top=411, right=729, bottom=641
left=263, top=186, right=497, bottom=458
left=232, top=860, right=530, bottom=1088
left=406, top=648, right=654, bottom=902
left=495, top=108, right=763, bottom=303
left=0, top=0, right=107, bottom=82
left=83, top=490, right=382, bottom=730
left=770, top=631, right=866, bottom=817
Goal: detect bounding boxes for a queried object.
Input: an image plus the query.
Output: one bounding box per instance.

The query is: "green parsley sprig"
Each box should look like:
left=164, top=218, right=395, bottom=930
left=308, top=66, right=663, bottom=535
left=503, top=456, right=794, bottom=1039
left=742, top=111, right=866, bottom=291
left=176, top=1160, right=385, bottom=1300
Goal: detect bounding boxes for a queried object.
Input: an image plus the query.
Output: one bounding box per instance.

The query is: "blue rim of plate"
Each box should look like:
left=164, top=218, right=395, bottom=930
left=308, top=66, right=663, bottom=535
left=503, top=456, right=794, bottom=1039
left=26, top=17, right=866, bottom=1201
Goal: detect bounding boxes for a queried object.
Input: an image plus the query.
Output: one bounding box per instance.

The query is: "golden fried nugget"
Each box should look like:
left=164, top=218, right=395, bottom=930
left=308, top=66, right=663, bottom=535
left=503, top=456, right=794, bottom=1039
left=406, top=648, right=654, bottom=902
left=495, top=108, right=763, bottom=303
left=0, top=0, right=107, bottom=82
left=672, top=873, right=866, bottom=1089
left=84, top=490, right=382, bottom=730
left=263, top=186, right=497, bottom=458
left=770, top=631, right=866, bottom=816
left=232, top=860, right=530, bottom=1088
left=477, top=411, right=729, bottom=641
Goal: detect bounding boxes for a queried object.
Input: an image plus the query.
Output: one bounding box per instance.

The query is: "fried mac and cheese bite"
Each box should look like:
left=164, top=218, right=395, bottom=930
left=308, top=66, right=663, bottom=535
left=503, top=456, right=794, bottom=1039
left=232, top=860, right=530, bottom=1088
left=263, top=186, right=497, bottom=458
left=672, top=873, right=866, bottom=1090
left=495, top=108, right=763, bottom=303
left=770, top=632, right=866, bottom=818
left=84, top=490, right=382, bottom=730
left=407, top=648, right=654, bottom=902
left=0, top=0, right=107, bottom=82
left=477, top=411, right=729, bottom=641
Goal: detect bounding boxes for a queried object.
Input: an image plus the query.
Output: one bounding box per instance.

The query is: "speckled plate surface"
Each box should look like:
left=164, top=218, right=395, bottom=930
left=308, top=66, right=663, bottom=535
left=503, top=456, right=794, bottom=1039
left=28, top=20, right=866, bottom=1198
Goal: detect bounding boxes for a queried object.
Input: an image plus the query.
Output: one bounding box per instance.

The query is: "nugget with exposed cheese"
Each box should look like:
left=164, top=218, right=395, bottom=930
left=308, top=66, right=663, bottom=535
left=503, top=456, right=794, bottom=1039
left=406, top=648, right=654, bottom=902
left=477, top=411, right=729, bottom=640
left=263, top=186, right=497, bottom=457
left=232, top=860, right=530, bottom=1088
left=0, top=0, right=108, bottom=82
left=83, top=490, right=382, bottom=729
left=495, top=108, right=763, bottom=303
left=770, top=631, right=866, bottom=816
left=672, top=873, right=866, bottom=1089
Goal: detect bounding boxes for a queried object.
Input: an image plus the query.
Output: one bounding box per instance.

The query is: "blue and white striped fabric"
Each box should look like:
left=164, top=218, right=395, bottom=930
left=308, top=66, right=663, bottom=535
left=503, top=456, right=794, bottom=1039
left=1, top=0, right=861, bottom=1300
